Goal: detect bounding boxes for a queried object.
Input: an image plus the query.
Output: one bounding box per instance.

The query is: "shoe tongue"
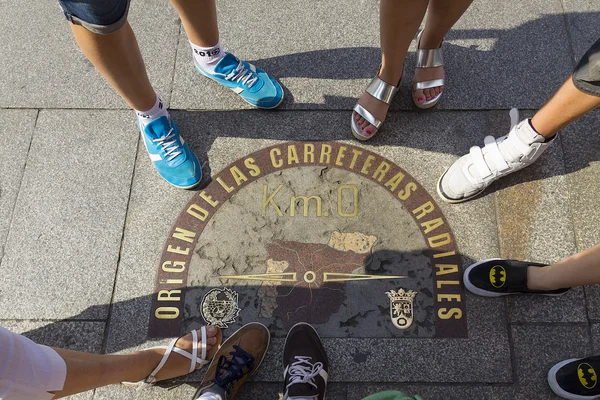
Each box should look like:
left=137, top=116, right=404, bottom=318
left=213, top=53, right=240, bottom=75
left=144, top=116, right=171, bottom=139
left=496, top=119, right=544, bottom=163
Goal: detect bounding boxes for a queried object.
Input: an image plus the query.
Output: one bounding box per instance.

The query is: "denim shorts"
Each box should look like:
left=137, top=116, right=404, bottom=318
left=57, top=0, right=130, bottom=34
left=573, top=37, right=600, bottom=97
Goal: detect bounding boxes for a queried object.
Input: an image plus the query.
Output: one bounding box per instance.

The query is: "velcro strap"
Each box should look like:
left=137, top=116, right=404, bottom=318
left=416, top=48, right=444, bottom=68
left=353, top=104, right=382, bottom=128
left=469, top=145, right=492, bottom=179
left=483, top=136, right=510, bottom=172
left=365, top=76, right=399, bottom=104
left=414, top=78, right=445, bottom=91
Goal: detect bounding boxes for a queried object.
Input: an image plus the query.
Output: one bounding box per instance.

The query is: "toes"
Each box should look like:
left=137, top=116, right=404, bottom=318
left=206, top=326, right=218, bottom=337
left=363, top=124, right=375, bottom=137
left=206, top=336, right=218, bottom=346
left=414, top=89, right=426, bottom=104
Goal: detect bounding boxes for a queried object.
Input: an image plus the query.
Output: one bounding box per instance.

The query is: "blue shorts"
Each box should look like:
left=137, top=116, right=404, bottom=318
left=57, top=0, right=130, bottom=34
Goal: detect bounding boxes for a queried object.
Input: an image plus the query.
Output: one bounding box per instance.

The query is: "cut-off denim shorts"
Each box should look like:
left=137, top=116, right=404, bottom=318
left=57, top=0, right=131, bottom=34
left=573, top=37, right=600, bottom=97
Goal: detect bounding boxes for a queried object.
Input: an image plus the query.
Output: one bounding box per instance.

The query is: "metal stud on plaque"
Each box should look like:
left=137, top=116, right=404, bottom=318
left=201, top=288, right=241, bottom=328
left=386, top=288, right=417, bottom=330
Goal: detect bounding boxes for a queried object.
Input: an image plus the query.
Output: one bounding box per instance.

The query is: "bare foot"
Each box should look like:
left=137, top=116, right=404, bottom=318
left=149, top=326, right=222, bottom=382
left=352, top=69, right=402, bottom=138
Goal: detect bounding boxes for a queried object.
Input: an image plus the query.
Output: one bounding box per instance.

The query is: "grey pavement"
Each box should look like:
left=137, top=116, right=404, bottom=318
left=1, top=0, right=600, bottom=399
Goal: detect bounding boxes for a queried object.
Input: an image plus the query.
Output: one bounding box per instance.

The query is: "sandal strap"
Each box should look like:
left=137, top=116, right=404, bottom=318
left=416, top=48, right=444, bottom=68
left=415, top=29, right=444, bottom=68
left=353, top=104, right=382, bottom=129
left=365, top=76, right=399, bottom=105
left=145, top=337, right=179, bottom=385
left=414, top=78, right=445, bottom=91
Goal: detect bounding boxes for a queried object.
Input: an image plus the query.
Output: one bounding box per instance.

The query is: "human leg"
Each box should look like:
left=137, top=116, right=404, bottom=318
left=352, top=0, right=428, bottom=139
left=437, top=37, right=600, bottom=203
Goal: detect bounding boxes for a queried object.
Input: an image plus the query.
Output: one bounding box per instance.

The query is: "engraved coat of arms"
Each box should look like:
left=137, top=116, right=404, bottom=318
left=201, top=288, right=240, bottom=328
left=386, top=288, right=417, bottom=330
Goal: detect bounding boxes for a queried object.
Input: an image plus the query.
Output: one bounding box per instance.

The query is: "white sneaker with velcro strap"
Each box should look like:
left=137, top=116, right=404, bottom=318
left=437, top=111, right=555, bottom=203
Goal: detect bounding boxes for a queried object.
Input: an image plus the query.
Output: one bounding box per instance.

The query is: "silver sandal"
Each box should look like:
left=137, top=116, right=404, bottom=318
left=412, top=30, right=444, bottom=109
left=351, top=74, right=400, bottom=141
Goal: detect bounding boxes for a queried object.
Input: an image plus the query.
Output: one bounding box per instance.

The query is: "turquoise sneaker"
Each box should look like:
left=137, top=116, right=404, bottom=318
left=195, top=53, right=284, bottom=109
left=139, top=116, right=202, bottom=189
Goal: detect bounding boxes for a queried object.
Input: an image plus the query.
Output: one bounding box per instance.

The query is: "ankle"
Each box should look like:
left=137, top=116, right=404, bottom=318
left=527, top=265, right=556, bottom=290
left=418, top=30, right=443, bottom=49
left=378, top=64, right=403, bottom=87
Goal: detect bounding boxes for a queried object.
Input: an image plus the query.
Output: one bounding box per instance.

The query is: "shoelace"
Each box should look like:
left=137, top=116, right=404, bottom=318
left=212, top=345, right=255, bottom=393
left=153, top=127, right=182, bottom=162
left=225, top=60, right=258, bottom=88
left=286, top=356, right=323, bottom=390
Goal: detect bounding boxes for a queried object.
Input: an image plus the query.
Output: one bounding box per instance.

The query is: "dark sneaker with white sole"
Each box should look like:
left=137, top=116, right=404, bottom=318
left=548, top=356, right=600, bottom=399
left=463, top=258, right=570, bottom=297
left=283, top=323, right=329, bottom=400
left=193, top=323, right=270, bottom=400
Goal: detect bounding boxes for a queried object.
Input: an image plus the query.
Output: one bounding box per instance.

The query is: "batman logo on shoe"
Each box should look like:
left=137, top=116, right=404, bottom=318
left=578, top=362, right=598, bottom=389
left=489, top=265, right=506, bottom=288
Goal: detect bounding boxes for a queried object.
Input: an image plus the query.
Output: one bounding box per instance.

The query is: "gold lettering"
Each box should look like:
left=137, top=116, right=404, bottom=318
left=187, top=204, right=209, bottom=221
left=290, top=195, right=322, bottom=216
left=155, top=307, right=179, bottom=319
left=438, top=308, right=462, bottom=320
left=437, top=294, right=461, bottom=302
left=270, top=148, right=283, bottom=168
left=372, top=161, right=390, bottom=182
left=244, top=157, right=261, bottom=177
left=435, top=264, right=459, bottom=276
left=335, top=146, right=347, bottom=166
left=421, top=217, right=444, bottom=234
left=384, top=172, right=405, bottom=192
left=199, top=191, right=219, bottom=207
left=216, top=177, right=234, bottom=193
left=398, top=182, right=417, bottom=200
left=162, top=261, right=186, bottom=273
left=262, top=184, right=284, bottom=216
left=338, top=184, right=359, bottom=217
left=157, top=289, right=181, bottom=301
left=429, top=233, right=451, bottom=248
left=349, top=149, right=363, bottom=169
left=172, top=227, right=196, bottom=243
left=167, top=245, right=189, bottom=255
left=304, top=143, right=315, bottom=163
left=412, top=201, right=435, bottom=220
left=319, top=144, right=332, bottom=164
left=230, top=166, right=248, bottom=186
left=288, top=145, right=300, bottom=165
left=361, top=155, right=376, bottom=175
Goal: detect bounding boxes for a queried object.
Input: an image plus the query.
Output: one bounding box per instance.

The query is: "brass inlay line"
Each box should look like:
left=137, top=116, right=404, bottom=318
left=217, top=273, right=298, bottom=282
left=322, top=272, right=406, bottom=282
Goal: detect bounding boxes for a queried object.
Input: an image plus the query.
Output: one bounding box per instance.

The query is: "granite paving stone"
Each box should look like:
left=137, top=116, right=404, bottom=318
left=591, top=323, right=600, bottom=353
left=488, top=111, right=583, bottom=323
left=0, top=110, right=137, bottom=320
left=561, top=111, right=600, bottom=320
left=512, top=325, right=591, bottom=398
left=104, top=138, right=195, bottom=354
left=0, top=0, right=180, bottom=109
left=0, top=109, right=37, bottom=260
left=562, top=0, right=600, bottom=62
left=171, top=0, right=571, bottom=111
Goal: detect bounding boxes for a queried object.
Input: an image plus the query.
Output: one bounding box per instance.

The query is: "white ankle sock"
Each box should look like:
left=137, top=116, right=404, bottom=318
left=135, top=95, right=169, bottom=130
left=191, top=40, right=225, bottom=72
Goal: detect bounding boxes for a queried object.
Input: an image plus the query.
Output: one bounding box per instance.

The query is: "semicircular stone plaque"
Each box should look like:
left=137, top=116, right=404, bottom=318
left=149, top=142, right=467, bottom=339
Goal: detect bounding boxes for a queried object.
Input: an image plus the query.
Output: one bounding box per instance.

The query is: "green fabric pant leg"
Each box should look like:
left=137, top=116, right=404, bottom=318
left=361, top=390, right=424, bottom=400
